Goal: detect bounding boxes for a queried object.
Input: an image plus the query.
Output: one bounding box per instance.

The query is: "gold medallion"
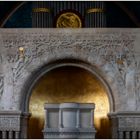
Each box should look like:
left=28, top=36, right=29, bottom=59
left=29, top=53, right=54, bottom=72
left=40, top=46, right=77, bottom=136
left=56, top=12, right=82, bottom=28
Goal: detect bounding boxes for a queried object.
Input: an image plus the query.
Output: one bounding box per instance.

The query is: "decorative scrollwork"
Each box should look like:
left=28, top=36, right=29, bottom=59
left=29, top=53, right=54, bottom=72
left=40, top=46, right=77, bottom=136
left=87, top=8, right=104, bottom=14
left=32, top=8, right=50, bottom=13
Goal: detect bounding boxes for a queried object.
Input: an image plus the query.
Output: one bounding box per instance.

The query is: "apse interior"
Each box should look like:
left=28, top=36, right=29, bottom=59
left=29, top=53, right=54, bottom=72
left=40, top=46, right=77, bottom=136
left=28, top=66, right=110, bottom=138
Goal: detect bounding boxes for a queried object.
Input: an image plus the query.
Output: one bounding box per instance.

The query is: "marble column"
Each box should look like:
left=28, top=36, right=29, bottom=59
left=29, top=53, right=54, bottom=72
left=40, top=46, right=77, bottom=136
left=8, top=131, right=13, bottom=139
left=15, top=131, right=20, bottom=139
left=118, top=131, right=124, bottom=139
left=138, top=131, right=140, bottom=138
left=2, top=131, right=7, bottom=139
left=132, top=131, right=136, bottom=139
left=108, top=114, right=118, bottom=139
left=20, top=112, right=31, bottom=139
left=125, top=131, right=130, bottom=139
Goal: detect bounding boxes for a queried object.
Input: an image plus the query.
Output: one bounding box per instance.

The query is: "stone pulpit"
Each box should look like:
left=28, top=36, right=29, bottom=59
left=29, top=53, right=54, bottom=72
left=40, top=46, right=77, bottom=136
left=43, top=103, right=96, bottom=139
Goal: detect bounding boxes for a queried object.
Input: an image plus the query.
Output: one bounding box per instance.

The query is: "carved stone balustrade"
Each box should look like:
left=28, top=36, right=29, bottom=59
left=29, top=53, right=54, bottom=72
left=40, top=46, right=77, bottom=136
left=108, top=112, right=140, bottom=139
left=0, top=111, right=30, bottom=139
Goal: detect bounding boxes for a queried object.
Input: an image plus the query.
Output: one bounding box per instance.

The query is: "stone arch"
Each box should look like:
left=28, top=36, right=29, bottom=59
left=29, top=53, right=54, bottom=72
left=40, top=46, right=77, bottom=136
left=20, top=59, right=115, bottom=113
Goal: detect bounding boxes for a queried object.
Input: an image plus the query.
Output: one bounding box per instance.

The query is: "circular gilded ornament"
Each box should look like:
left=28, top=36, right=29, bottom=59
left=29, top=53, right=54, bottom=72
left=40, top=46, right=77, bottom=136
left=56, top=12, right=82, bottom=28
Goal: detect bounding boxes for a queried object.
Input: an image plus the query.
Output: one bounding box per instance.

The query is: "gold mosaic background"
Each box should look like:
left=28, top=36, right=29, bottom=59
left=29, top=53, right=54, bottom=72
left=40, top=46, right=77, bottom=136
left=28, top=66, right=110, bottom=138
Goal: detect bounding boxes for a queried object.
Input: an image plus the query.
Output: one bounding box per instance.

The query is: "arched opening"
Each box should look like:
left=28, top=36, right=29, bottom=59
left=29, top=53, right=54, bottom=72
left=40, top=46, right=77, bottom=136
left=25, top=63, right=113, bottom=139
left=20, top=60, right=114, bottom=139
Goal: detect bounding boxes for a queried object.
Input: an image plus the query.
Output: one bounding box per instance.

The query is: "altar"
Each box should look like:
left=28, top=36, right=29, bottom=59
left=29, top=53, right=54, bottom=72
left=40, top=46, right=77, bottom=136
left=43, top=103, right=96, bottom=139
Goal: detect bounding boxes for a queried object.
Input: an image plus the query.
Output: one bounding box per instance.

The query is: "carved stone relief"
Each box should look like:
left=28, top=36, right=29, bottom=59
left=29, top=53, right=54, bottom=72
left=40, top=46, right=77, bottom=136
left=0, top=115, right=20, bottom=131
left=0, top=29, right=139, bottom=111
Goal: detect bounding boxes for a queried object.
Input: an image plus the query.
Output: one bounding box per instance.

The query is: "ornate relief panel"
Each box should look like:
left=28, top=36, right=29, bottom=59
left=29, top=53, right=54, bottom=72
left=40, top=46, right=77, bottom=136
left=0, top=111, right=23, bottom=132
left=0, top=29, right=139, bottom=112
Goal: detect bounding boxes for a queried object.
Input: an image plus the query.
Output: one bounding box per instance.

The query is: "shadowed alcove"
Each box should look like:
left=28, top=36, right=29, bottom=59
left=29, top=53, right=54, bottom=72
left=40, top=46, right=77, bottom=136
left=28, top=66, right=110, bottom=138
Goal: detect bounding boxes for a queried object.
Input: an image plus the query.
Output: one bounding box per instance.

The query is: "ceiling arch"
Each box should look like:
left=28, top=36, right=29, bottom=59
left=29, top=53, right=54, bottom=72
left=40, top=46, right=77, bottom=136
left=0, top=1, right=139, bottom=27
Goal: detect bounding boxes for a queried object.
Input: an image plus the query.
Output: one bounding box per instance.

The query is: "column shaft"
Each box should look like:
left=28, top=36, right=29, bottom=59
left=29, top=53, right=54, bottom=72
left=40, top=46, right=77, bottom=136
left=125, top=131, right=130, bottom=139
left=8, top=131, right=13, bottom=139
left=132, top=131, right=136, bottom=139
left=15, top=131, right=20, bottom=139
left=138, top=131, right=140, bottom=138
left=118, top=131, right=124, bottom=139
left=2, top=131, right=7, bottom=139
